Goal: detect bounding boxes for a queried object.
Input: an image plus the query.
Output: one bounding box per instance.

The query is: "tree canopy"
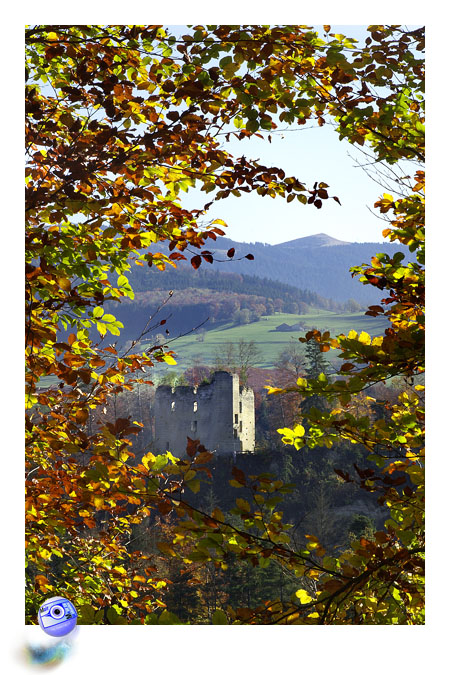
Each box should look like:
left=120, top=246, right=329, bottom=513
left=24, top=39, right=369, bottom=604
left=26, top=24, right=424, bottom=625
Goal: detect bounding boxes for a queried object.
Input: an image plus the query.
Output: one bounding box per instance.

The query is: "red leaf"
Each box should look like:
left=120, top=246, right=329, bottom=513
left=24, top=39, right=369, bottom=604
left=245, top=253, right=254, bottom=260
left=227, top=248, right=235, bottom=258
left=191, top=255, right=201, bottom=269
left=75, top=408, right=89, bottom=424
left=186, top=437, right=200, bottom=457
left=158, top=501, right=173, bottom=515
left=231, top=466, right=246, bottom=485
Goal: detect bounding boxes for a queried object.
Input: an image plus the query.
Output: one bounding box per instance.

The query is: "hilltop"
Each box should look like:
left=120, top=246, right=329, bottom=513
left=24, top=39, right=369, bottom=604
left=194, top=233, right=414, bottom=304
left=274, top=233, right=351, bottom=248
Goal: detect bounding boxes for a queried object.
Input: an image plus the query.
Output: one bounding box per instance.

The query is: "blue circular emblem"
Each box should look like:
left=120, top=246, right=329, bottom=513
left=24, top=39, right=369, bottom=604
left=38, top=596, right=78, bottom=637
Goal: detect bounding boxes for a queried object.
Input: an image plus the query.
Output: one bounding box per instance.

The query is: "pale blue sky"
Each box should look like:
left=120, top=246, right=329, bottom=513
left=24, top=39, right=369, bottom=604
left=183, top=121, right=389, bottom=245
left=170, top=24, right=413, bottom=245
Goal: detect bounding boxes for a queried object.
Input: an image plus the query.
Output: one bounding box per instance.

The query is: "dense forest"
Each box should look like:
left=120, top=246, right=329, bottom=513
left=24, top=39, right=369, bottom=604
left=107, top=266, right=348, bottom=340
left=174, top=236, right=416, bottom=304
left=124, top=265, right=336, bottom=310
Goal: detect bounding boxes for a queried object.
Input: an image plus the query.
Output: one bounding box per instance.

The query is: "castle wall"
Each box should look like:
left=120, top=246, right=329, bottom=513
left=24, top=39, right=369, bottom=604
left=153, top=371, right=255, bottom=457
left=239, top=386, right=255, bottom=453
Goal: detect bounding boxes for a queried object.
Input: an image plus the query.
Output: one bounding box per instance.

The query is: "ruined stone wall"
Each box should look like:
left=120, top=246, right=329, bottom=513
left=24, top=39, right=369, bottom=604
left=239, top=386, right=255, bottom=453
left=154, top=371, right=255, bottom=456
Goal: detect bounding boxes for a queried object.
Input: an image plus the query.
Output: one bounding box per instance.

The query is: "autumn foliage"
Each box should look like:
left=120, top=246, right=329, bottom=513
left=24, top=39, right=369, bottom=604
left=26, top=25, right=424, bottom=624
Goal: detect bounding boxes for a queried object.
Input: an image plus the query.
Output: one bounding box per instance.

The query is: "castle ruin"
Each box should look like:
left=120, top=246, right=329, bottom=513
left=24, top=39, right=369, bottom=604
left=154, top=371, right=255, bottom=456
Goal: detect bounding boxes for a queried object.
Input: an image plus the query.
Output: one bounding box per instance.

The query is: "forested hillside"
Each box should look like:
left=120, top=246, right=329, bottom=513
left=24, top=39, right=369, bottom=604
left=190, top=235, right=415, bottom=304
left=132, top=232, right=415, bottom=305
left=108, top=266, right=346, bottom=340
left=125, top=265, right=334, bottom=310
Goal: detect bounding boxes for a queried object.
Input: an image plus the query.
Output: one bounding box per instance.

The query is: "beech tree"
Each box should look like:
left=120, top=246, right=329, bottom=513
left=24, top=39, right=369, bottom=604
left=26, top=24, right=424, bottom=624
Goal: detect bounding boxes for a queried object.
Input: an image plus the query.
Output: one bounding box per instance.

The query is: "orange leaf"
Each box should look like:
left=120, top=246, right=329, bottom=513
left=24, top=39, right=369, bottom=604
left=57, top=276, right=71, bottom=291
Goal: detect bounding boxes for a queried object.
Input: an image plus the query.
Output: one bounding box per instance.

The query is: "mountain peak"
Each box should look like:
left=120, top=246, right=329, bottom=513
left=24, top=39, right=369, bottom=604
left=275, top=233, right=350, bottom=248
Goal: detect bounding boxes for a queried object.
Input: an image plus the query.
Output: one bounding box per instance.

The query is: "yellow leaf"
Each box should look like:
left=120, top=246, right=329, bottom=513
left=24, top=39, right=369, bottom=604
left=293, top=424, right=305, bottom=437
left=142, top=452, right=155, bottom=469
left=266, top=386, right=284, bottom=395
left=57, top=276, right=71, bottom=292
left=38, top=549, right=52, bottom=560
left=366, top=597, right=378, bottom=610
left=164, top=355, right=177, bottom=365
left=348, top=329, right=358, bottom=340
left=358, top=331, right=371, bottom=345
left=296, top=589, right=313, bottom=604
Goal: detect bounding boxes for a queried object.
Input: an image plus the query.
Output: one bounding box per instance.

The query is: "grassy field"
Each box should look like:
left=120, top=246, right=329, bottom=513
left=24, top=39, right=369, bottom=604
left=142, top=310, right=390, bottom=374
left=37, top=310, right=390, bottom=388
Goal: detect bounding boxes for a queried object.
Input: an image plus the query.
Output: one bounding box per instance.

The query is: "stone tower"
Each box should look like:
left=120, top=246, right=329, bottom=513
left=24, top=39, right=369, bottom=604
left=154, top=371, right=255, bottom=456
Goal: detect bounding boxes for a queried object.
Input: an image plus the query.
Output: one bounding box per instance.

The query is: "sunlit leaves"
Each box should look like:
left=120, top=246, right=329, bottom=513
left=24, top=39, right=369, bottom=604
left=25, top=23, right=424, bottom=626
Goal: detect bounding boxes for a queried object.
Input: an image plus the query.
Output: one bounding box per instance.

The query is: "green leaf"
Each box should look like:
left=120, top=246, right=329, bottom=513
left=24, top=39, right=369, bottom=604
left=152, top=455, right=168, bottom=472
left=212, top=609, right=228, bottom=625
left=158, top=610, right=183, bottom=625
left=107, top=607, right=127, bottom=624
left=187, top=478, right=201, bottom=494
left=219, top=55, right=233, bottom=68
left=246, top=119, right=259, bottom=133
left=236, top=498, right=251, bottom=513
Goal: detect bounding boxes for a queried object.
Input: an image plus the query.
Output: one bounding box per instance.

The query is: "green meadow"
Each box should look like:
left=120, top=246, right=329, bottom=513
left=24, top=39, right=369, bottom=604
left=39, top=311, right=390, bottom=388
left=143, top=310, right=390, bottom=374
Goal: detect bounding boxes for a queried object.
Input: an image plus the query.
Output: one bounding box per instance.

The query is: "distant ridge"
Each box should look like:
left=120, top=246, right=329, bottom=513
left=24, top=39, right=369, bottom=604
left=142, top=233, right=415, bottom=304
left=194, top=234, right=414, bottom=304
left=274, top=233, right=350, bottom=249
